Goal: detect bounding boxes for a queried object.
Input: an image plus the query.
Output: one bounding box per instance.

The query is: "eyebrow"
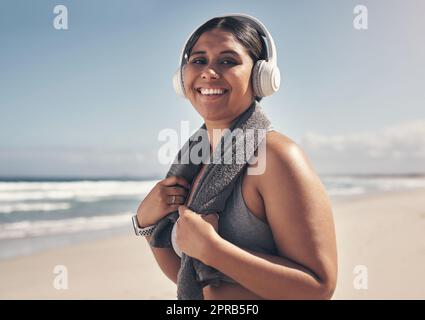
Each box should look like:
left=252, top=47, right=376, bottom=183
left=189, top=50, right=241, bottom=57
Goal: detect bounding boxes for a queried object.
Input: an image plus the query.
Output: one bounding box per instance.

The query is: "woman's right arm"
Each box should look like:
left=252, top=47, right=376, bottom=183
left=136, top=176, right=190, bottom=284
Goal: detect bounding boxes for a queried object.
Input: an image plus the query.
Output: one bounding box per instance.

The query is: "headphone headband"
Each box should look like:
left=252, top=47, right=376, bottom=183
left=177, top=13, right=277, bottom=69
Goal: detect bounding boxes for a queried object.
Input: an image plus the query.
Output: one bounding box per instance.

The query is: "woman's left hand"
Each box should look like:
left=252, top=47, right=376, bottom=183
left=175, top=205, right=220, bottom=262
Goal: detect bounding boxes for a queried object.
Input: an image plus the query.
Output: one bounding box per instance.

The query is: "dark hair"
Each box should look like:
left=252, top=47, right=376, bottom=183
left=183, top=16, right=267, bottom=102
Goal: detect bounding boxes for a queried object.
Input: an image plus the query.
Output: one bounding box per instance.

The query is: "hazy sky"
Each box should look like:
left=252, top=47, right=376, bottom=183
left=1, top=0, right=424, bottom=177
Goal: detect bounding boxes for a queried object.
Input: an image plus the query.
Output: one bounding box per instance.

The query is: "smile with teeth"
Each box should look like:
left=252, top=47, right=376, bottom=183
left=196, top=88, right=228, bottom=96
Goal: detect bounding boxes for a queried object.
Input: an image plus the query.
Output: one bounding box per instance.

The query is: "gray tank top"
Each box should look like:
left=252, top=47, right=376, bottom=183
left=217, top=166, right=278, bottom=284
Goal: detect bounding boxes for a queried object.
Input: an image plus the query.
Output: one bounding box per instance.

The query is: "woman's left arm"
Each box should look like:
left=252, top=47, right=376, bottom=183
left=202, top=134, right=338, bottom=299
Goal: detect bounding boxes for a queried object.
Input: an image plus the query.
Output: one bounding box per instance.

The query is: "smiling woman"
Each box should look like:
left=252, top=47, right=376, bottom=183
left=183, top=29, right=256, bottom=125
left=180, top=17, right=267, bottom=126
left=137, top=13, right=337, bottom=300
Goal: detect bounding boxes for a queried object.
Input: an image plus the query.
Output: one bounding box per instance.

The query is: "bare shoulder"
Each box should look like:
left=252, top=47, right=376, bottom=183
left=264, top=131, right=312, bottom=171
left=244, top=130, right=332, bottom=224
left=243, top=132, right=299, bottom=217
left=249, top=131, right=320, bottom=188
left=254, top=130, right=330, bottom=203
left=247, top=129, right=334, bottom=226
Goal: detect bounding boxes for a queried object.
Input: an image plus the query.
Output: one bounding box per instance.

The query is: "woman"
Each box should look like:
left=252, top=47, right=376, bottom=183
left=136, top=15, right=337, bottom=299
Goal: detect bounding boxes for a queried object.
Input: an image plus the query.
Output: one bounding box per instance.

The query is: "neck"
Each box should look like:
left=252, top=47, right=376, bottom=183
left=203, top=99, right=256, bottom=153
left=204, top=120, right=231, bottom=153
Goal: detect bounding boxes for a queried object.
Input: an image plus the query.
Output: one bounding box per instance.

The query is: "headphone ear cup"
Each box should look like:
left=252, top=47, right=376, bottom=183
left=253, top=60, right=281, bottom=97
left=271, top=65, right=281, bottom=94
left=173, top=68, right=186, bottom=98
left=251, top=60, right=264, bottom=98
left=261, top=62, right=281, bottom=97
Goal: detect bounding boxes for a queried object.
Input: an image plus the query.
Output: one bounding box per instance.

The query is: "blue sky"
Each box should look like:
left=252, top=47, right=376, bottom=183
left=1, top=0, right=424, bottom=177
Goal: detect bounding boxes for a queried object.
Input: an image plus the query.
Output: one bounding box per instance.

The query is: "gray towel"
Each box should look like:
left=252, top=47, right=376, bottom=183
left=149, top=100, right=271, bottom=299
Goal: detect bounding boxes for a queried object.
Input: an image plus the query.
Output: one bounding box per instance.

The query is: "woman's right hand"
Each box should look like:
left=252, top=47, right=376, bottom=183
left=136, top=176, right=191, bottom=228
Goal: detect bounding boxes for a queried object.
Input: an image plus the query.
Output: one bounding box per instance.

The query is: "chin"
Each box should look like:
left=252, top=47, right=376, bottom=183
left=197, top=101, right=232, bottom=117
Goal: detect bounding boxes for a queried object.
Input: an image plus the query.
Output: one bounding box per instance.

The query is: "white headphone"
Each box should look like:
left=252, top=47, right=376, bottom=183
left=172, top=13, right=281, bottom=99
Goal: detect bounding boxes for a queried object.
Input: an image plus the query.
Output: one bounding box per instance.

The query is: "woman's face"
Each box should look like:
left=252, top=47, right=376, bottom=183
left=182, top=28, right=255, bottom=124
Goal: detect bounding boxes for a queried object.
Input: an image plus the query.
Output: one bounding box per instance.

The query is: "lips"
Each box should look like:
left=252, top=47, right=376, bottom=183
left=195, top=90, right=228, bottom=102
left=195, top=87, right=229, bottom=97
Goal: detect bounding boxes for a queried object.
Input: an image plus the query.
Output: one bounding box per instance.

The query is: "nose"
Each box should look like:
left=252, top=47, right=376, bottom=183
left=201, top=67, right=220, bottom=80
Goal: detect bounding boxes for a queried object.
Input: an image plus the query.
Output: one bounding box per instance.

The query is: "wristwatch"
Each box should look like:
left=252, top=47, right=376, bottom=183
left=132, top=215, right=156, bottom=237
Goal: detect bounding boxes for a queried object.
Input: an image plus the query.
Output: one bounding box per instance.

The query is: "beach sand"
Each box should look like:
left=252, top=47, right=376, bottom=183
left=1, top=188, right=424, bottom=299
left=0, top=230, right=177, bottom=299
left=332, top=188, right=425, bottom=299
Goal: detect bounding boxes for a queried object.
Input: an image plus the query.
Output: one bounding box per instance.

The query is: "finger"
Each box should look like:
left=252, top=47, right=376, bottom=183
left=202, top=212, right=219, bottom=217
left=166, top=204, right=181, bottom=213
left=161, top=176, right=191, bottom=190
left=166, top=195, right=186, bottom=205
left=178, top=205, right=188, bottom=216
left=165, top=186, right=188, bottom=197
left=201, top=213, right=219, bottom=230
left=201, top=213, right=219, bottom=223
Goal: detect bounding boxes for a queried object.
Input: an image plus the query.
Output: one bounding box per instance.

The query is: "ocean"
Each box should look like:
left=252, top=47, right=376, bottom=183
left=1, top=174, right=425, bottom=260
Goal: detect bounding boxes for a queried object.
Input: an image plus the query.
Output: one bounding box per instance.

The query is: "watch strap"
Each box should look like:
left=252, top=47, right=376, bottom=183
left=132, top=215, right=156, bottom=237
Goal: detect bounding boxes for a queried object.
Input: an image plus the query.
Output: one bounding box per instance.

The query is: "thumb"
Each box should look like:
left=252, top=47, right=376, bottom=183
left=178, top=205, right=188, bottom=216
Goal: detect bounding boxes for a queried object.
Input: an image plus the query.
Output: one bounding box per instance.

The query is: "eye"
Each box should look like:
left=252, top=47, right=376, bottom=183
left=190, top=58, right=206, bottom=64
left=221, top=59, right=236, bottom=65
left=189, top=57, right=237, bottom=66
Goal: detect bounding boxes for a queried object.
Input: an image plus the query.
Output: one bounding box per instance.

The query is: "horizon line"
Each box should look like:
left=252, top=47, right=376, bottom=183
left=0, top=172, right=425, bottom=181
